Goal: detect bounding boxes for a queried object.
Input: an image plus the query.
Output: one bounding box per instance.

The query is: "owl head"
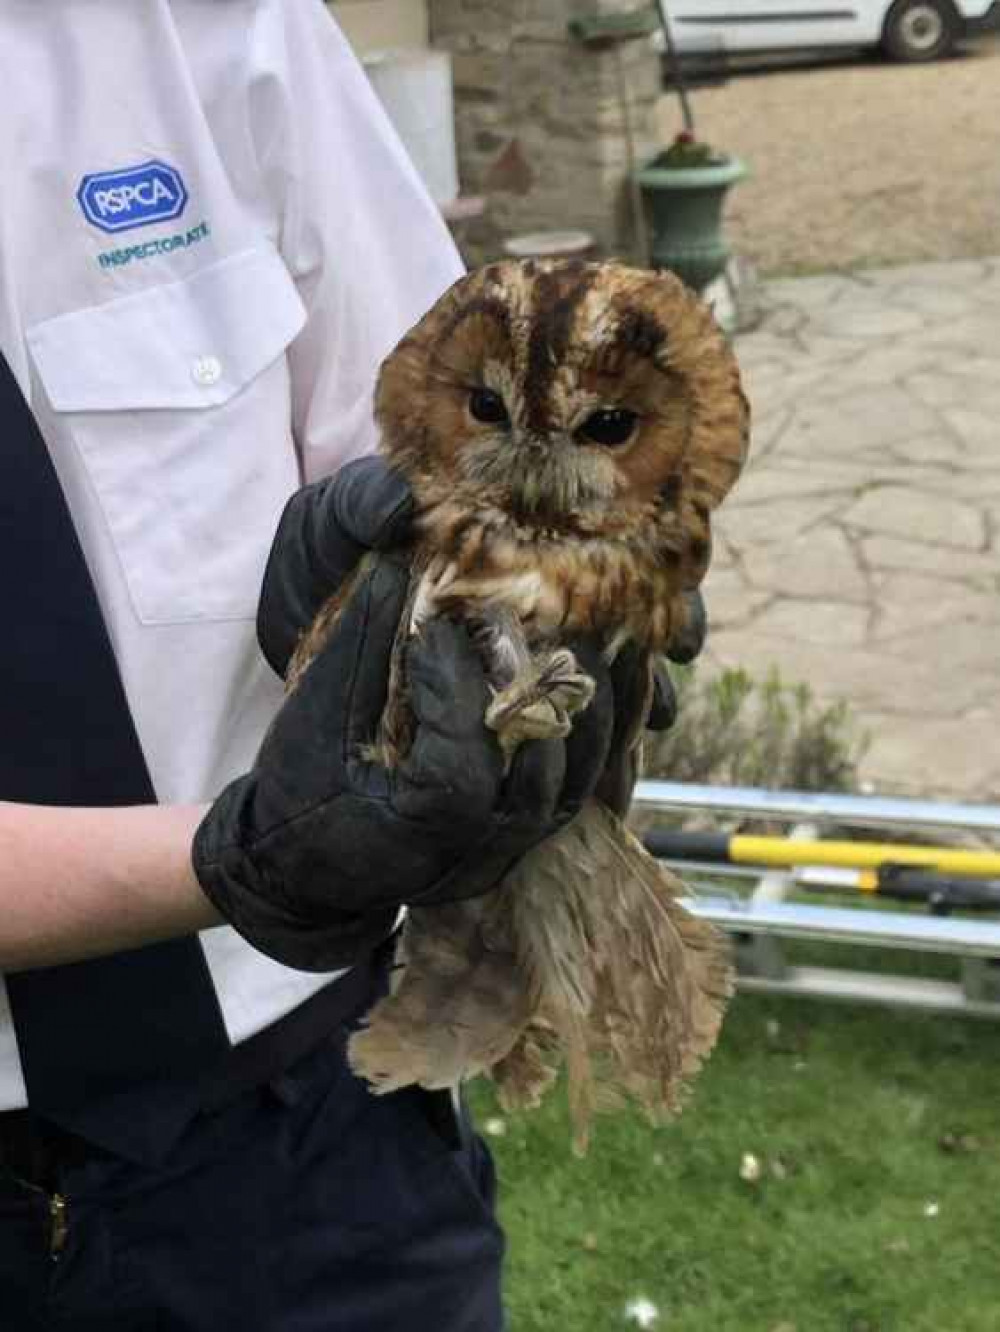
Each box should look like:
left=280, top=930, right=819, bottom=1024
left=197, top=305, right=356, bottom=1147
left=374, top=259, right=749, bottom=643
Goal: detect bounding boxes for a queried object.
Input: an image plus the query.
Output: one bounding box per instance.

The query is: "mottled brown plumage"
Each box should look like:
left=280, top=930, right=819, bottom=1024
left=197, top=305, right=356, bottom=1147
left=292, top=259, right=749, bottom=1149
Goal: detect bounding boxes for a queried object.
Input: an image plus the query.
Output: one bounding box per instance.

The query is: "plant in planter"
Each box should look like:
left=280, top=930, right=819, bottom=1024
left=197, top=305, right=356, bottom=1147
left=637, top=2, right=747, bottom=294
left=637, top=129, right=747, bottom=293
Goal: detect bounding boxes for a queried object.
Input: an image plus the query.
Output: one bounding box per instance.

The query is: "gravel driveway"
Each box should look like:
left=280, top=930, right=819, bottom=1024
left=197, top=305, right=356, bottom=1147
left=656, top=37, right=1000, bottom=275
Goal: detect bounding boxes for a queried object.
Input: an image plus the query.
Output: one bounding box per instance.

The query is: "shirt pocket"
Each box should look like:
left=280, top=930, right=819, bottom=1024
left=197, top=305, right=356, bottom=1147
left=26, top=246, right=307, bottom=625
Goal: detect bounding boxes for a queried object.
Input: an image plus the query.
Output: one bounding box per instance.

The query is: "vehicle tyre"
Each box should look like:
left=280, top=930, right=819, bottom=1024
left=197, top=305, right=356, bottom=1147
left=881, top=0, right=958, bottom=61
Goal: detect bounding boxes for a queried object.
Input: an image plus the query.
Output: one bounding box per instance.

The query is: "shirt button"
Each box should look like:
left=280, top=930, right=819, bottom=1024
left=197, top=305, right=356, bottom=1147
left=192, top=355, right=222, bottom=387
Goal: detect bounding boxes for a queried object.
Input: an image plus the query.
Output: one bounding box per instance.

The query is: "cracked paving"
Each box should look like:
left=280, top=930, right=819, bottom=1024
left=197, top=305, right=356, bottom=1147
left=705, top=257, right=1000, bottom=800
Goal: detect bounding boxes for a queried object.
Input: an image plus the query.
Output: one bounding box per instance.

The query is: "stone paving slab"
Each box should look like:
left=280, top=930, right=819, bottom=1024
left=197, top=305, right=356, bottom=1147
left=706, top=258, right=1000, bottom=801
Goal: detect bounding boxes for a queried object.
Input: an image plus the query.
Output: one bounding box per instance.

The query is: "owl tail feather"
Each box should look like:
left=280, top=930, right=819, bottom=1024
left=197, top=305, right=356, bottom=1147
left=497, top=800, right=733, bottom=1153
left=346, top=896, right=535, bottom=1094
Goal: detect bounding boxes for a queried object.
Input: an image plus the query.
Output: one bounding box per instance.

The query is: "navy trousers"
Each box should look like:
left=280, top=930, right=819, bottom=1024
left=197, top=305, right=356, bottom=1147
left=0, top=1025, right=504, bottom=1331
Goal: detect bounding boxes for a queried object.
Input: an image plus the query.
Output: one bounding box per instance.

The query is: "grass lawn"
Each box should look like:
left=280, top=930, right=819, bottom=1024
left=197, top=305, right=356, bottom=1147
left=469, top=963, right=1000, bottom=1332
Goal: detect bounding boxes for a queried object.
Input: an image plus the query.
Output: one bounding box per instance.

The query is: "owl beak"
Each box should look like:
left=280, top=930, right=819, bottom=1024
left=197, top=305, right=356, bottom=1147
left=518, top=430, right=571, bottom=453
left=517, top=431, right=547, bottom=452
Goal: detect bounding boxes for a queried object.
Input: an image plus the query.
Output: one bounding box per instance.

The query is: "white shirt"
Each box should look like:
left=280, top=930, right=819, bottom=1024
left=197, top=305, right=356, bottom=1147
left=0, top=0, right=463, bottom=1108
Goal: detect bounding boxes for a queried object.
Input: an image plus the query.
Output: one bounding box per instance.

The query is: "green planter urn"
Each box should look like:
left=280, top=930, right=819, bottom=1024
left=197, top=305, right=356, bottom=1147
left=636, top=154, right=747, bottom=293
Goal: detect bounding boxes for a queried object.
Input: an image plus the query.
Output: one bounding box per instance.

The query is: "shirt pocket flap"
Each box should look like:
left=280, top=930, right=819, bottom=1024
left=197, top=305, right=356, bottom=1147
left=27, top=246, right=307, bottom=413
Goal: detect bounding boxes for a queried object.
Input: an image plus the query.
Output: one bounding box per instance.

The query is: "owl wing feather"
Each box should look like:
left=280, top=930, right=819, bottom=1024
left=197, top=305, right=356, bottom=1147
left=497, top=801, right=732, bottom=1153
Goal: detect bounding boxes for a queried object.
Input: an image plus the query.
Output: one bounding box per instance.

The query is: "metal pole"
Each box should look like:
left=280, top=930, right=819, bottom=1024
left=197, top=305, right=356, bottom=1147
left=654, top=830, right=1000, bottom=879
left=653, top=0, right=695, bottom=133
left=633, top=780, right=1000, bottom=837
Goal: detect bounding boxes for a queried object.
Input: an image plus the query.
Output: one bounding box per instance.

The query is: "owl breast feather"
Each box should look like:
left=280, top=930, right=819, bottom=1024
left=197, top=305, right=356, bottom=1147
left=412, top=498, right=688, bottom=654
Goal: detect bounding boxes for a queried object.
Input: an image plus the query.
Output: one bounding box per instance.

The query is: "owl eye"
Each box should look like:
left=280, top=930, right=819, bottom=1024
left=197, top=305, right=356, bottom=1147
left=578, top=408, right=638, bottom=447
left=468, top=387, right=510, bottom=426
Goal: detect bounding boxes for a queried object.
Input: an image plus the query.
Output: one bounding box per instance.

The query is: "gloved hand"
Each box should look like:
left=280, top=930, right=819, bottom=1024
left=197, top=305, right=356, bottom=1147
left=257, top=456, right=413, bottom=677
left=193, top=555, right=617, bottom=972
left=647, top=590, right=708, bottom=730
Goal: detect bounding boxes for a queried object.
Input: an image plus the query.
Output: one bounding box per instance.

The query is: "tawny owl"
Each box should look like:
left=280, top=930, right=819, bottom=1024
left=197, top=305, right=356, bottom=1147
left=291, top=258, right=749, bottom=1149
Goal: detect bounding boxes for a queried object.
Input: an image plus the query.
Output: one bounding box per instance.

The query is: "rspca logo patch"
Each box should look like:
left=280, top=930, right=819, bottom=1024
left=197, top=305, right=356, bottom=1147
left=77, top=160, right=188, bottom=234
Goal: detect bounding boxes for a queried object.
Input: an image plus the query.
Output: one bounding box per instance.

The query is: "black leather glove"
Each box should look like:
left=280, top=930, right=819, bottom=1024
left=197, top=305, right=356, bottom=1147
left=193, top=556, right=616, bottom=972
left=648, top=590, right=708, bottom=730
left=257, top=456, right=413, bottom=677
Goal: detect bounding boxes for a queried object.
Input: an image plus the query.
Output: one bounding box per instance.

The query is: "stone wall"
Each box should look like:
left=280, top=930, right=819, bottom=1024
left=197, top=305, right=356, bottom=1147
left=427, top=1, right=663, bottom=265
left=329, top=0, right=428, bottom=54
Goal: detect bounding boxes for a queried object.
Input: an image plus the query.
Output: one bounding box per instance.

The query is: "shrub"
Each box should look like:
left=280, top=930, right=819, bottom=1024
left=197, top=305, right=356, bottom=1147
left=643, top=664, right=868, bottom=793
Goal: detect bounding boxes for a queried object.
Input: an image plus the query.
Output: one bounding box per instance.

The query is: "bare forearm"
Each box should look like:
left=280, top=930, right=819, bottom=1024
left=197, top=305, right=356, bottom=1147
left=0, top=802, right=222, bottom=971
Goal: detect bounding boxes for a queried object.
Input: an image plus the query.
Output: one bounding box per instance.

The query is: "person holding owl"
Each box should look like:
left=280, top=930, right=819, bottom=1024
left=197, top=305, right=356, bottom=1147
left=0, top=2, right=699, bottom=1328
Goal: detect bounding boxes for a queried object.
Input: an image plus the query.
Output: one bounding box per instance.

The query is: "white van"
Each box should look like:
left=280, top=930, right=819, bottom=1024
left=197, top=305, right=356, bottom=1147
left=662, top=0, right=999, bottom=63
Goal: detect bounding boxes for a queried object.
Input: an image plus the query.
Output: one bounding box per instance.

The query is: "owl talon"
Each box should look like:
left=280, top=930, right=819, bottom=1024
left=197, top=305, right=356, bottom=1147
left=486, top=648, right=595, bottom=753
